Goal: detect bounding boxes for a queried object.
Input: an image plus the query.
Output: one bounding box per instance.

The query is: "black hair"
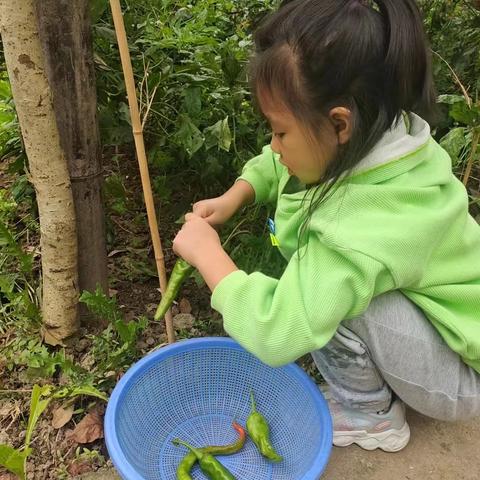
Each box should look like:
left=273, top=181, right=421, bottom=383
left=249, top=0, right=437, bottom=243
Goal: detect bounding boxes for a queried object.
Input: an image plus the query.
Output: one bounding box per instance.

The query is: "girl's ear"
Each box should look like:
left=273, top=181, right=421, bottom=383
left=328, top=107, right=353, bottom=145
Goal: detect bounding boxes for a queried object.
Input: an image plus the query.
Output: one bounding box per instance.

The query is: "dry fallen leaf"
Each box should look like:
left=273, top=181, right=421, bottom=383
left=52, top=404, right=74, bottom=429
left=179, top=297, right=192, bottom=314
left=67, top=411, right=104, bottom=444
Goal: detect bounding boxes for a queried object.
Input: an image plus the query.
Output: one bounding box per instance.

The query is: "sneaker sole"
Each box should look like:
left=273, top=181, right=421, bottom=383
left=333, top=422, right=410, bottom=452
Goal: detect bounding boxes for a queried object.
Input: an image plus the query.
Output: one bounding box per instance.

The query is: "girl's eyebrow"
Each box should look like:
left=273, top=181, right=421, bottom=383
left=264, top=112, right=287, bottom=128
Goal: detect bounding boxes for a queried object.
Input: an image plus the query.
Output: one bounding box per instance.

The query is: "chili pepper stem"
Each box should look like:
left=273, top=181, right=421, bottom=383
left=173, top=439, right=203, bottom=459
left=250, top=389, right=257, bottom=413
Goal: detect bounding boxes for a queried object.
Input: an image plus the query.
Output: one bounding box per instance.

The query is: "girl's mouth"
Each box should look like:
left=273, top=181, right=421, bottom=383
left=280, top=157, right=294, bottom=176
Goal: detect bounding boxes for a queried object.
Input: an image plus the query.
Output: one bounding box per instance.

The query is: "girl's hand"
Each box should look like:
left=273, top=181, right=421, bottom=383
left=173, top=213, right=222, bottom=267
left=173, top=213, right=239, bottom=291
left=192, top=179, right=255, bottom=225
left=192, top=196, right=237, bottom=226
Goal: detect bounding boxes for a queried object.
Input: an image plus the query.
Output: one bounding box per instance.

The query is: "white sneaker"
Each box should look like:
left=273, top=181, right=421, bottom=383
left=322, top=388, right=410, bottom=452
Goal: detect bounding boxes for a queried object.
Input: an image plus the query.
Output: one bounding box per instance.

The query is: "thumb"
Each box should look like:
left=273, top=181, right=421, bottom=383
left=192, top=201, right=211, bottom=218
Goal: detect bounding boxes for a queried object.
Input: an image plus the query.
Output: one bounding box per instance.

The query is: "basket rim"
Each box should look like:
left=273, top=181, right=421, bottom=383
left=104, top=336, right=333, bottom=480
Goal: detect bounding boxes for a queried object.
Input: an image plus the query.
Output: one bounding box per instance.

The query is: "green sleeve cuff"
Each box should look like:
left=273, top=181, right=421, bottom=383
left=211, top=270, right=249, bottom=313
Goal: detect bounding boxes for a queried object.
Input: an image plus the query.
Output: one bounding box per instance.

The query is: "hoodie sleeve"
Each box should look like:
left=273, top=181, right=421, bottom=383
left=237, top=145, right=283, bottom=205
left=211, top=235, right=396, bottom=367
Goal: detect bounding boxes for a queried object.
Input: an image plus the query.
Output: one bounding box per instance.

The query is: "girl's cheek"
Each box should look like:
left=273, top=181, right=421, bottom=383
left=270, top=136, right=281, bottom=154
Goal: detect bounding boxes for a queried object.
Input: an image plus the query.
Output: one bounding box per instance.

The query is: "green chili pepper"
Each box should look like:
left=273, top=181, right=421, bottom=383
left=172, top=439, right=237, bottom=480
left=175, top=421, right=246, bottom=480
left=154, top=258, right=194, bottom=321
left=246, top=390, right=283, bottom=462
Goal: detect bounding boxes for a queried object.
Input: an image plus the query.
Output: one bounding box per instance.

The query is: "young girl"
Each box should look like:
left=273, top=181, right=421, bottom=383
left=172, top=0, right=480, bottom=452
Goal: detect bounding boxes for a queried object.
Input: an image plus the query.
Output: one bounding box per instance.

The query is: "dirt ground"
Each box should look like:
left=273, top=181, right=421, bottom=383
left=78, top=408, right=480, bottom=480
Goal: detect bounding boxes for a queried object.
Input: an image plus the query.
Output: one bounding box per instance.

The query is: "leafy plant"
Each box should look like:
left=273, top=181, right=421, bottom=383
left=420, top=0, right=480, bottom=94
left=0, top=383, right=106, bottom=479
left=437, top=92, right=480, bottom=185
left=0, top=193, right=40, bottom=332
left=0, top=73, right=25, bottom=163
left=0, top=385, right=51, bottom=479
left=92, top=0, right=276, bottom=196
left=103, top=173, right=128, bottom=215
left=80, top=286, right=148, bottom=383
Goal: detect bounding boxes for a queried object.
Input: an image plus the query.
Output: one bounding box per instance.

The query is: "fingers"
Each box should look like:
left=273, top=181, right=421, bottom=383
left=184, top=212, right=200, bottom=222
left=192, top=201, right=210, bottom=218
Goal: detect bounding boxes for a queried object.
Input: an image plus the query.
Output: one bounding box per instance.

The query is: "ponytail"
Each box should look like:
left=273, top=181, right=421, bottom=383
left=375, top=0, right=437, bottom=121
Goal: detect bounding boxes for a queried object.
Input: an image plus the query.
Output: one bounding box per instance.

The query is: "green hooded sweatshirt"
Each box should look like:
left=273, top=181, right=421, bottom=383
left=211, top=113, right=480, bottom=371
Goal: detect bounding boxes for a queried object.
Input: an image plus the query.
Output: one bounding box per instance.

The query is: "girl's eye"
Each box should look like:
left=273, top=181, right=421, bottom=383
left=274, top=132, right=285, bottom=139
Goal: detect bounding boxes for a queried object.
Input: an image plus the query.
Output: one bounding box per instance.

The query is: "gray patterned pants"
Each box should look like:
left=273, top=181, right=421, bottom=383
left=311, top=290, right=480, bottom=421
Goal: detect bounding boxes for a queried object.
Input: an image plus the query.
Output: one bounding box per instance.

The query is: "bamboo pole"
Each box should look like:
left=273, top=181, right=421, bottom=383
left=462, top=128, right=479, bottom=187
left=109, top=0, right=175, bottom=344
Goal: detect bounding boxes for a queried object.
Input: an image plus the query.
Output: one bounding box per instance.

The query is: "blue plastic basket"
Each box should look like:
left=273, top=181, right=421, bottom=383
left=105, top=337, right=332, bottom=480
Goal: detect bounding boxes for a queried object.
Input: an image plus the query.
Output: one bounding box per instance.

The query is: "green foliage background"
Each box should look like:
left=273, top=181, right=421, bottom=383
left=92, top=0, right=278, bottom=197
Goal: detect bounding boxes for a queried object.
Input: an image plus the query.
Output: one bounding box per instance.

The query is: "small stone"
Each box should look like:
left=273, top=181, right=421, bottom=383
left=173, top=313, right=195, bottom=330
left=80, top=353, right=96, bottom=370
left=145, top=337, right=155, bottom=346
left=146, top=303, right=157, bottom=313
left=75, top=339, right=90, bottom=353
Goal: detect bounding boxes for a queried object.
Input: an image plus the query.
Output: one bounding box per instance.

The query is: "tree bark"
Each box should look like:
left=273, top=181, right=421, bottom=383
left=0, top=0, right=79, bottom=341
left=34, top=0, right=108, bottom=323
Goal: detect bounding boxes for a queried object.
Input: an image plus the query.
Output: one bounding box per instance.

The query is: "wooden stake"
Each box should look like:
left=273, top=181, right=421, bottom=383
left=109, top=0, right=175, bottom=344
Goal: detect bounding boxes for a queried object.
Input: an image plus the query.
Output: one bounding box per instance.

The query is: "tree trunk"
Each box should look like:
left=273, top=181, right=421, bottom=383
left=34, top=0, right=108, bottom=324
left=0, top=0, right=79, bottom=342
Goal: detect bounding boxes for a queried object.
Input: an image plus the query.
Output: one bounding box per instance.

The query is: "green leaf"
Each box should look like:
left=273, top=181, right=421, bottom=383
left=0, top=386, right=52, bottom=479
left=93, top=26, right=118, bottom=43
left=0, top=77, right=12, bottom=100
left=0, top=274, right=15, bottom=294
left=450, top=102, right=480, bottom=126
left=204, top=117, right=231, bottom=152
left=437, top=95, right=480, bottom=126
left=437, top=94, right=466, bottom=105
left=149, top=146, right=175, bottom=170
left=79, top=285, right=121, bottom=324
left=0, top=110, right=14, bottom=124
left=184, top=87, right=202, bottom=117
left=0, top=444, right=27, bottom=479
left=0, top=221, right=33, bottom=272
left=440, top=127, right=467, bottom=166
left=175, top=114, right=204, bottom=156
left=25, top=385, right=52, bottom=447
left=221, top=47, right=242, bottom=85
left=53, top=385, right=108, bottom=402
left=90, top=0, right=109, bottom=24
